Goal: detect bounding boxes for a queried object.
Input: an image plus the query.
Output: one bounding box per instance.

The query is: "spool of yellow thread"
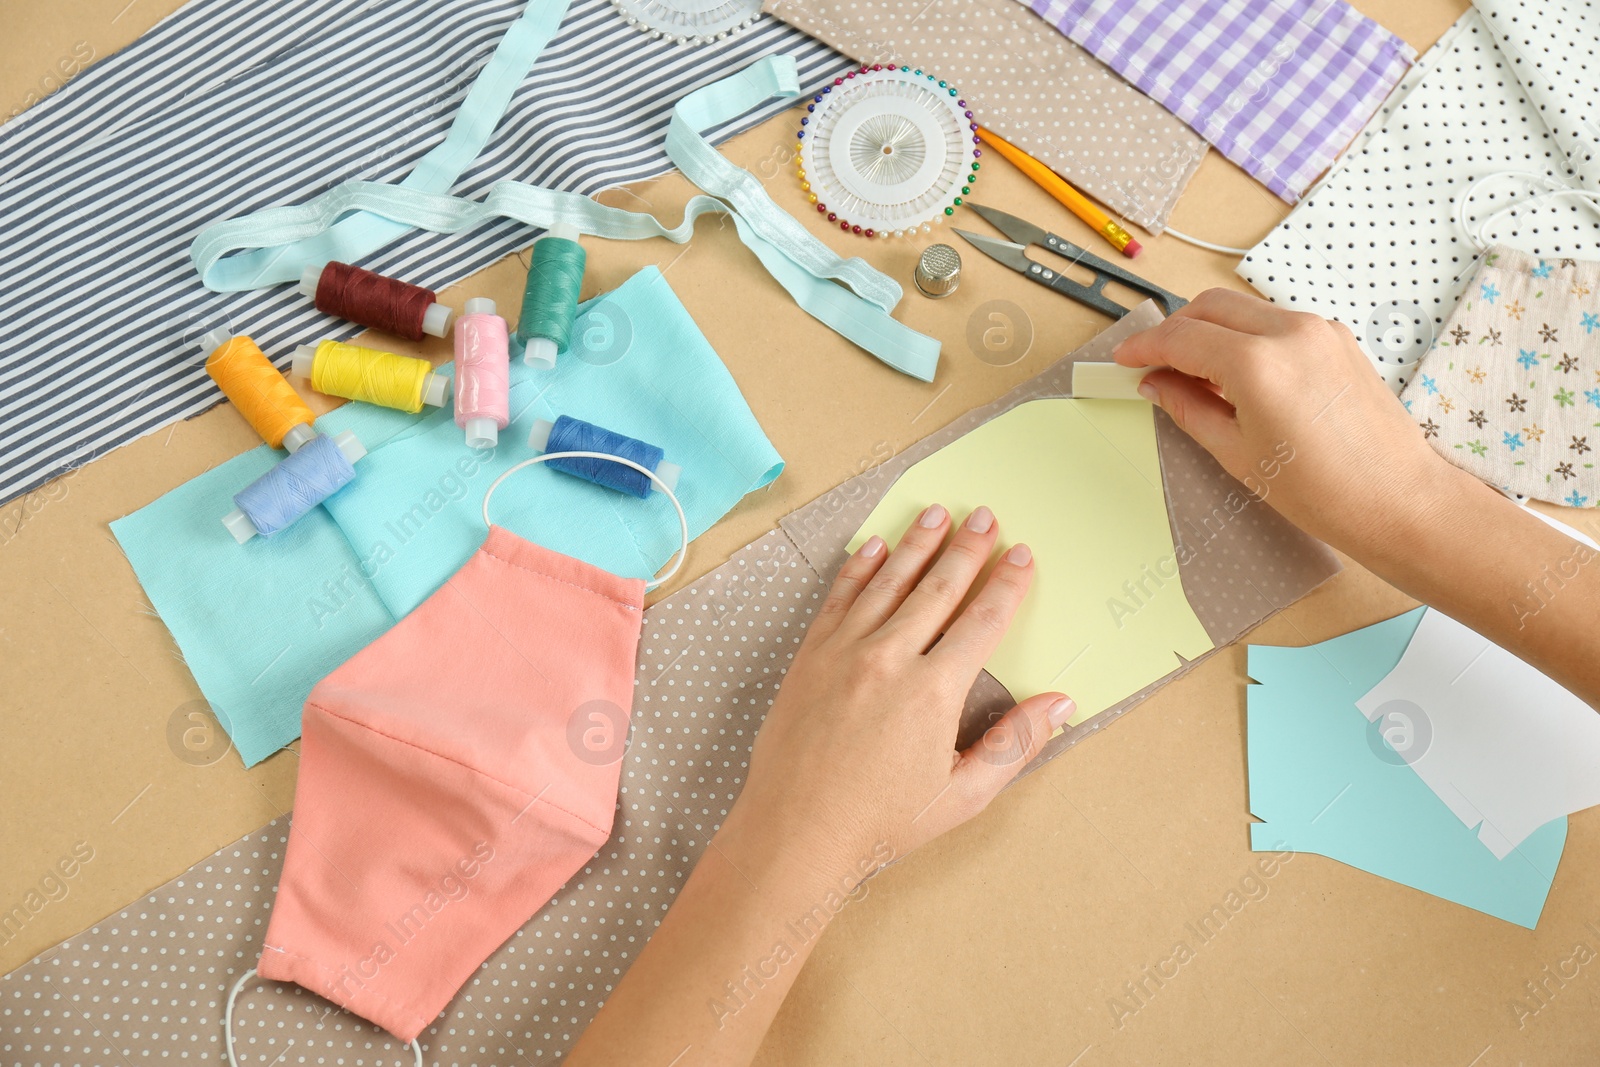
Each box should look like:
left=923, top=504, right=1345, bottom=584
left=201, top=328, right=317, bottom=451
left=291, top=340, right=449, bottom=414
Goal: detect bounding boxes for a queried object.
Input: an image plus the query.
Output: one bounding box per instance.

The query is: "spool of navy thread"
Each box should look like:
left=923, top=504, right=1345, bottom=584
left=535, top=415, right=666, bottom=499
left=228, top=433, right=359, bottom=539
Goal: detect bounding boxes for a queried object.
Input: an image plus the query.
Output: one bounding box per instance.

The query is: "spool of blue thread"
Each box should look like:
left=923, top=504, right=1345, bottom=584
left=527, top=416, right=681, bottom=500
left=222, top=431, right=366, bottom=542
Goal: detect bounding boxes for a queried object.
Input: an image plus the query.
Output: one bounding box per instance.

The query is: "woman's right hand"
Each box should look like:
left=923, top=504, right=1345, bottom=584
left=1112, top=288, right=1468, bottom=555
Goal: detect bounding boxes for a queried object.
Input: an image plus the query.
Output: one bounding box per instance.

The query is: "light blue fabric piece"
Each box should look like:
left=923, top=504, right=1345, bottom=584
left=192, top=55, right=941, bottom=382
left=109, top=404, right=408, bottom=769
left=112, top=268, right=781, bottom=766
left=323, top=267, right=783, bottom=618
left=1247, top=608, right=1567, bottom=928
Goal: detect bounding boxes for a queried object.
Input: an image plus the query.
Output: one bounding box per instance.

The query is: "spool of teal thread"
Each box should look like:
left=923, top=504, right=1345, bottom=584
left=514, top=223, right=585, bottom=368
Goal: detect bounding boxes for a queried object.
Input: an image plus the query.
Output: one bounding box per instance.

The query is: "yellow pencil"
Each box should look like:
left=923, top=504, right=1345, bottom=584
left=975, top=126, right=1142, bottom=258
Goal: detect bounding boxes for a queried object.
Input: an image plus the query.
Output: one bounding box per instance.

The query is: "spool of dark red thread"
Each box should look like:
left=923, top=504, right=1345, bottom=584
left=300, top=262, right=454, bottom=341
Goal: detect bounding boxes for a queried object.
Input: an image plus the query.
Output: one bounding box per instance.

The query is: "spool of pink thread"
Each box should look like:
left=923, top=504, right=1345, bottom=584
left=454, top=297, right=511, bottom=448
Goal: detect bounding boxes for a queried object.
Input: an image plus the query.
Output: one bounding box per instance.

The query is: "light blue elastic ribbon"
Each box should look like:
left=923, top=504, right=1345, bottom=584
left=190, top=13, right=941, bottom=381
left=201, top=0, right=573, bottom=289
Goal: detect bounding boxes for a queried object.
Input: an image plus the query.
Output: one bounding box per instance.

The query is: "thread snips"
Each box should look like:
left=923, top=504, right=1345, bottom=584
left=954, top=203, right=1187, bottom=318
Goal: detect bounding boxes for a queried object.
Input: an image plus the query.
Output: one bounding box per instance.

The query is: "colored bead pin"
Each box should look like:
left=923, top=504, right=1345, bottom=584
left=796, top=65, right=980, bottom=239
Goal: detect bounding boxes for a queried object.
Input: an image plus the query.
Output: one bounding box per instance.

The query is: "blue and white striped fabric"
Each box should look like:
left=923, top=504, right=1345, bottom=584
left=0, top=0, right=848, bottom=505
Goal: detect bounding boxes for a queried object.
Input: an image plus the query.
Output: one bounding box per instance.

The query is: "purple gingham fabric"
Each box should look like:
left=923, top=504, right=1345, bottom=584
left=1026, top=0, right=1414, bottom=202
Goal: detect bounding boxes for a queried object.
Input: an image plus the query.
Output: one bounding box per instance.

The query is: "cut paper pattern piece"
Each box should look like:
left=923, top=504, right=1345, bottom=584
left=112, top=269, right=783, bottom=767
left=1399, top=246, right=1600, bottom=508
left=1239, top=4, right=1600, bottom=393
left=1248, top=609, right=1566, bottom=929
left=1355, top=608, right=1600, bottom=859
left=846, top=398, right=1214, bottom=724
left=0, top=0, right=849, bottom=506
left=785, top=301, right=1340, bottom=753
left=762, top=0, right=1206, bottom=231
left=1024, top=0, right=1415, bottom=202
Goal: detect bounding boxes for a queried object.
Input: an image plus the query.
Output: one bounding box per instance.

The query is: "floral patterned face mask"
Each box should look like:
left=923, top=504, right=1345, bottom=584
left=1401, top=246, right=1600, bottom=508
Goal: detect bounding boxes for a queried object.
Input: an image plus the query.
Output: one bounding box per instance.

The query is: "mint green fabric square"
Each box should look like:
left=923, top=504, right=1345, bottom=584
left=113, top=268, right=781, bottom=766
left=1248, top=609, right=1566, bottom=928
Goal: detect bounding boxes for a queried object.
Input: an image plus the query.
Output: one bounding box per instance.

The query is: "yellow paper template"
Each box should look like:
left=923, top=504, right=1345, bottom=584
left=847, top=399, right=1213, bottom=725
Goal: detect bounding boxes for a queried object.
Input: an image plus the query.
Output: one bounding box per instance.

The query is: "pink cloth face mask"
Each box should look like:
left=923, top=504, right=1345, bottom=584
left=226, top=453, right=688, bottom=1062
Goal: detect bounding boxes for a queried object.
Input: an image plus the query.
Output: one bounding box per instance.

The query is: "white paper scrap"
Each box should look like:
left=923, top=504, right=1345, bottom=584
left=1356, top=608, right=1600, bottom=859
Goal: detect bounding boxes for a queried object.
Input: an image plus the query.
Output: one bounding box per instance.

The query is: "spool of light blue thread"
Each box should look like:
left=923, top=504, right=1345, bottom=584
left=528, top=416, right=681, bottom=499
left=222, top=431, right=366, bottom=542
left=512, top=223, right=586, bottom=369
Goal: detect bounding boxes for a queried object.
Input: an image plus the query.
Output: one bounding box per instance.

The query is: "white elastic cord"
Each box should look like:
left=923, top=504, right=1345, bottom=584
left=1499, top=487, right=1600, bottom=550
left=1455, top=170, right=1600, bottom=251
left=223, top=966, right=256, bottom=1067
left=481, top=451, right=690, bottom=592
left=225, top=967, right=425, bottom=1067
left=1162, top=225, right=1251, bottom=257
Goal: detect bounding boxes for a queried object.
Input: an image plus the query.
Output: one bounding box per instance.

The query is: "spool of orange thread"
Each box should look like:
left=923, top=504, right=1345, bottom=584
left=201, top=328, right=317, bottom=451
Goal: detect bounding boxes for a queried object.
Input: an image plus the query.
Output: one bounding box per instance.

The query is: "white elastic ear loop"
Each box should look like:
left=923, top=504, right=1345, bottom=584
left=481, top=451, right=690, bottom=592
left=1161, top=225, right=1251, bottom=257
left=225, top=967, right=424, bottom=1067
left=1454, top=170, right=1600, bottom=251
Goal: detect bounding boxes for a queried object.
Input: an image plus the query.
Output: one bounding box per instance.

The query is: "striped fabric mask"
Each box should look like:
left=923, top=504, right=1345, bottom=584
left=0, top=0, right=848, bottom=505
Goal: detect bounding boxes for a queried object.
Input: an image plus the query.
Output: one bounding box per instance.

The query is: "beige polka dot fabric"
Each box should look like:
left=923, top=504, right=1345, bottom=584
left=762, top=0, right=1207, bottom=230
left=2, top=531, right=831, bottom=1066
left=1, top=306, right=1337, bottom=1063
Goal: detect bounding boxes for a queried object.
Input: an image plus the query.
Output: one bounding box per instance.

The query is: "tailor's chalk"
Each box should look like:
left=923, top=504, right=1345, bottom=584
left=1071, top=362, right=1151, bottom=400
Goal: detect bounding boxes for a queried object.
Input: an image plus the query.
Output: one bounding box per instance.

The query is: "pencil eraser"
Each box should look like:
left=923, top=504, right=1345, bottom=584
left=1123, top=238, right=1143, bottom=258
left=1072, top=362, right=1151, bottom=401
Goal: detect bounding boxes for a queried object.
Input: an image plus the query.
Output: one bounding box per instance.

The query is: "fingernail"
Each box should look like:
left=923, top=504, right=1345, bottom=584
left=1047, top=697, right=1076, bottom=728
left=1137, top=380, right=1159, bottom=402
left=1112, top=339, right=1126, bottom=354
left=964, top=505, right=994, bottom=533
left=1004, top=543, right=1032, bottom=565
left=918, top=504, right=947, bottom=529
left=857, top=535, right=885, bottom=558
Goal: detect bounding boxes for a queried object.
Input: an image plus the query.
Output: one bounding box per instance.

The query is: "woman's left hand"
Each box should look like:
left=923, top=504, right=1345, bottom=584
left=567, top=505, right=1072, bottom=1067
left=727, top=503, right=1076, bottom=881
